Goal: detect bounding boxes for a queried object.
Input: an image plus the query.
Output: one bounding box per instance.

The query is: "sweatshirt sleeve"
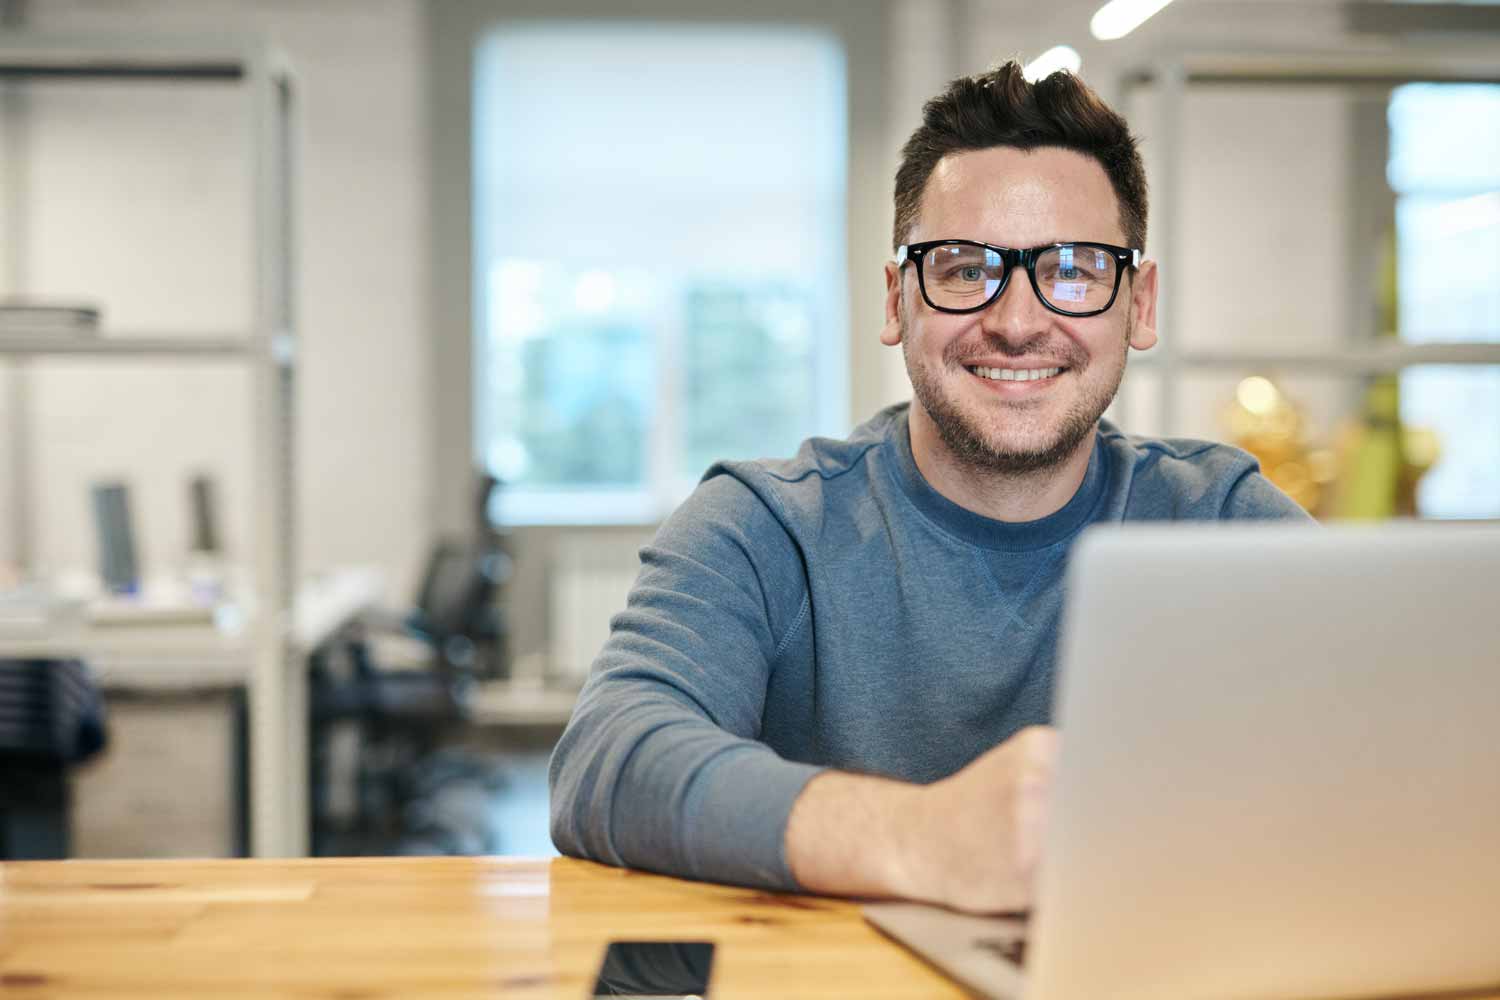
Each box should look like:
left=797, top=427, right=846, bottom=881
left=548, top=471, right=826, bottom=891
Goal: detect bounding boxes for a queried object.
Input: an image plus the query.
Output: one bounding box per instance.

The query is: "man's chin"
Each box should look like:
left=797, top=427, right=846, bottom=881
left=978, top=438, right=1086, bottom=474
left=937, top=417, right=1095, bottom=476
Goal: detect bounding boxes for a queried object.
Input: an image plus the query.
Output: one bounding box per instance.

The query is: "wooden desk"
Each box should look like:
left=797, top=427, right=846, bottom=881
left=0, top=856, right=964, bottom=998
left=8, top=856, right=1495, bottom=999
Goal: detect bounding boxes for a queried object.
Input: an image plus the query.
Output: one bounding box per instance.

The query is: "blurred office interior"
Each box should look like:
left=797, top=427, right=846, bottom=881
left=0, top=0, right=1496, bottom=861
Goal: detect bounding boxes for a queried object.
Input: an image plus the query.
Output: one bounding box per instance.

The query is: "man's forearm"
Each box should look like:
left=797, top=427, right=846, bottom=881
left=784, top=728, right=1058, bottom=913
left=783, top=769, right=930, bottom=901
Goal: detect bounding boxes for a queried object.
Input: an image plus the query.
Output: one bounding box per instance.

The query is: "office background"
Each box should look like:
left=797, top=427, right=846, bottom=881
left=1, top=0, right=1496, bottom=859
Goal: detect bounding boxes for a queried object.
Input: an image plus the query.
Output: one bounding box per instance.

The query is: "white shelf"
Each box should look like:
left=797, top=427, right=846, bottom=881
left=0, top=33, right=294, bottom=82
left=0, top=334, right=260, bottom=358
left=0, top=33, right=301, bottom=858
left=1126, top=45, right=1500, bottom=89
left=1138, top=341, right=1500, bottom=375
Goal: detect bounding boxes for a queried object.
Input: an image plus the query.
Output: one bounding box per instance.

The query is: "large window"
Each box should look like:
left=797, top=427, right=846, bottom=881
left=474, top=25, right=848, bottom=524
left=1389, top=84, right=1500, bottom=518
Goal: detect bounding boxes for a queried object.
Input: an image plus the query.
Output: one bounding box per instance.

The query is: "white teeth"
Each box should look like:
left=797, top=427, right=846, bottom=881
left=971, top=366, right=1062, bottom=382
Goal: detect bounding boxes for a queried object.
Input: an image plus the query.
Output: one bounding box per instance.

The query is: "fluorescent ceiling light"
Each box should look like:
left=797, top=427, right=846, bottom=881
left=1091, top=0, right=1177, bottom=40
left=1023, top=45, right=1083, bottom=81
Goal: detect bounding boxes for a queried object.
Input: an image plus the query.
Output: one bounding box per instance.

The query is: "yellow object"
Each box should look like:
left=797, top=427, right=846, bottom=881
left=1330, top=377, right=1404, bottom=520
left=1325, top=379, right=1442, bottom=520
left=1322, top=227, right=1439, bottom=519
left=1225, top=375, right=1324, bottom=514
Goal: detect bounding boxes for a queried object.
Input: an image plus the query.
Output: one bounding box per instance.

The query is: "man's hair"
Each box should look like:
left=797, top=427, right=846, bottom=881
left=892, top=61, right=1148, bottom=253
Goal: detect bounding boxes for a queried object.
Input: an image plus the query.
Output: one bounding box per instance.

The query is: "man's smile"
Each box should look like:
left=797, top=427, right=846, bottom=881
left=964, top=364, right=1069, bottom=396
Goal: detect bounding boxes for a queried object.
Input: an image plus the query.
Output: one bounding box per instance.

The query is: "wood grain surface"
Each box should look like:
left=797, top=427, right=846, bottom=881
left=4, top=856, right=1496, bottom=999
left=0, top=855, right=965, bottom=998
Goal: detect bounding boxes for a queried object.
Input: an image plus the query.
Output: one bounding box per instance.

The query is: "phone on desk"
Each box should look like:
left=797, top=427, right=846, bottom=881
left=590, top=941, right=715, bottom=999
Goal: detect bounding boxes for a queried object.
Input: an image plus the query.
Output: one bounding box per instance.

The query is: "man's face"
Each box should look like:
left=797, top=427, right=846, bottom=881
left=881, top=146, right=1158, bottom=474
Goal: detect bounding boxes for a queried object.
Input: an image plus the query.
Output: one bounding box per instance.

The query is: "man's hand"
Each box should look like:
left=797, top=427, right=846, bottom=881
left=901, top=725, right=1059, bottom=913
left=785, top=725, right=1060, bottom=915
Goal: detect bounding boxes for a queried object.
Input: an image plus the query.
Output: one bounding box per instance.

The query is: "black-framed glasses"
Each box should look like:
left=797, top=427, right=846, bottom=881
left=895, top=239, right=1142, bottom=318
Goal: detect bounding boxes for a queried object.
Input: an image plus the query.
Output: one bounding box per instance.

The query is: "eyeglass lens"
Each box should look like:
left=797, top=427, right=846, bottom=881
left=920, top=243, right=1119, bottom=314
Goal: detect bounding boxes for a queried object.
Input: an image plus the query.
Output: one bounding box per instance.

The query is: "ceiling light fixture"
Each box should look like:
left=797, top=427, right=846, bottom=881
left=1090, top=0, right=1177, bottom=40
left=1023, top=45, right=1083, bottom=81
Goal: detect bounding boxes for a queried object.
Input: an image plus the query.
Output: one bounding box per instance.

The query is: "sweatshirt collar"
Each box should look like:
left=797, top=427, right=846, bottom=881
left=885, top=405, right=1108, bottom=552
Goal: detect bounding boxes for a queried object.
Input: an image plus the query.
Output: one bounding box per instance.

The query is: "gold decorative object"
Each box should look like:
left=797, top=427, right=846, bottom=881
left=1224, top=375, right=1326, bottom=514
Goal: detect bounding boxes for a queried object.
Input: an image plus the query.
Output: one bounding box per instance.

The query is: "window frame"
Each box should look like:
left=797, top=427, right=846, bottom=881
left=1386, top=81, right=1500, bottom=519
left=427, top=0, right=892, bottom=532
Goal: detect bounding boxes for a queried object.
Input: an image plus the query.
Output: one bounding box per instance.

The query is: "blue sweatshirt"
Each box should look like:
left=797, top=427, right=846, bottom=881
left=548, top=404, right=1310, bottom=892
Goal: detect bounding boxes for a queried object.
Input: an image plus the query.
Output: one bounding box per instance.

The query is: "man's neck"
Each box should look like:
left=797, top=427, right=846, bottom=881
left=907, top=405, right=1096, bottom=524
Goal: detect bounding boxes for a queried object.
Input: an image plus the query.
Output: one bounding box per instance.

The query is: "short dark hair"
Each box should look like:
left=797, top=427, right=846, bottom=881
left=892, top=61, right=1148, bottom=254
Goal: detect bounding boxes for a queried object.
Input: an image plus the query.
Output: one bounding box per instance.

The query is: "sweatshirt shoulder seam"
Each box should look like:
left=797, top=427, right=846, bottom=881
left=757, top=438, right=886, bottom=487
left=1108, top=427, right=1228, bottom=464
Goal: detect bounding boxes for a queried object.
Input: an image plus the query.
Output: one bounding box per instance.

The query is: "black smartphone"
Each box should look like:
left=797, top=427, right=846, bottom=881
left=590, top=940, right=715, bottom=999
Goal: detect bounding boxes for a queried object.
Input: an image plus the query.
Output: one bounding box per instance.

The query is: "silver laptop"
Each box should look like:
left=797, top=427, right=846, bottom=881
left=865, top=522, right=1500, bottom=1000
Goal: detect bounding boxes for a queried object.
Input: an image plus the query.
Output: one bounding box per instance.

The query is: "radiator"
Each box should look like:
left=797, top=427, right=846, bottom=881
left=549, top=534, right=643, bottom=683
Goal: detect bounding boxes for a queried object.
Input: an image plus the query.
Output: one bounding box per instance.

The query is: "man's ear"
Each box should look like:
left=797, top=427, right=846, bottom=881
left=1127, top=258, right=1159, bottom=352
left=881, top=261, right=904, bottom=347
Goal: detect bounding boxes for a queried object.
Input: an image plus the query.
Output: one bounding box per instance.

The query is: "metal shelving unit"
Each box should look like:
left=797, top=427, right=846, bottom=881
left=0, top=35, right=302, bottom=857
left=0, top=335, right=271, bottom=357
left=1119, top=46, right=1500, bottom=433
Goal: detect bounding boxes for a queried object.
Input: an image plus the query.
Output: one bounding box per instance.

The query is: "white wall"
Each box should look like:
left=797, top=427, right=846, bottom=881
left=0, top=0, right=430, bottom=598
left=956, top=0, right=1363, bottom=444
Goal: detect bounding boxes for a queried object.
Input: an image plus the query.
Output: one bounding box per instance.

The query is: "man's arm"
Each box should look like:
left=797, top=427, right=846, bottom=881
left=548, top=473, right=824, bottom=890
left=784, top=726, right=1060, bottom=914
left=550, top=471, right=1063, bottom=908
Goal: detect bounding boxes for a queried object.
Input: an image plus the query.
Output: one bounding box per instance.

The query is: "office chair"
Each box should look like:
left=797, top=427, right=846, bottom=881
left=309, top=474, right=511, bottom=855
left=0, top=658, right=107, bottom=859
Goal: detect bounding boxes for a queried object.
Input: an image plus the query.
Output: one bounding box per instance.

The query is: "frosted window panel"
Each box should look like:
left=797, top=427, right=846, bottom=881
left=473, top=25, right=847, bottom=518
left=1389, top=83, right=1500, bottom=520
left=1400, top=367, right=1500, bottom=520
left=1387, top=84, right=1500, bottom=195
left=1389, top=83, right=1500, bottom=344
left=1395, top=195, right=1500, bottom=343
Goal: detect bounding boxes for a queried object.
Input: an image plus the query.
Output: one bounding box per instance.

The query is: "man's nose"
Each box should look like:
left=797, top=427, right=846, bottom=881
left=979, top=268, right=1049, bottom=342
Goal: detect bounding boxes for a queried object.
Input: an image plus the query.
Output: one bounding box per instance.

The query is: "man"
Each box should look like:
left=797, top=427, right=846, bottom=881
left=549, top=62, right=1309, bottom=915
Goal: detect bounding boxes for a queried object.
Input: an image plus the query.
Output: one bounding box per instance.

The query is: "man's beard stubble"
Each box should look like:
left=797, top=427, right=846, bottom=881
left=902, top=312, right=1132, bottom=476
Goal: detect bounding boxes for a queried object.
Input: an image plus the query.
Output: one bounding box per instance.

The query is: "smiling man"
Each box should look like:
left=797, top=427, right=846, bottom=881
left=889, top=141, right=1158, bottom=524
left=549, top=63, right=1310, bottom=914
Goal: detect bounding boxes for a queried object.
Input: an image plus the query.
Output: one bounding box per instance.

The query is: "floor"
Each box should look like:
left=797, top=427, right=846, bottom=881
left=306, top=726, right=562, bottom=860
left=487, top=748, right=557, bottom=858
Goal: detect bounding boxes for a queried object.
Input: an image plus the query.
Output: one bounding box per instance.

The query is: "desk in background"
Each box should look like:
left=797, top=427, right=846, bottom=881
left=0, top=570, right=385, bottom=857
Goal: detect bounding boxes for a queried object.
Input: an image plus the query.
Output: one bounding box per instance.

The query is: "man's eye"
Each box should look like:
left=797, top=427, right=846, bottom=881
left=958, top=265, right=985, bottom=282
left=1043, top=263, right=1095, bottom=282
